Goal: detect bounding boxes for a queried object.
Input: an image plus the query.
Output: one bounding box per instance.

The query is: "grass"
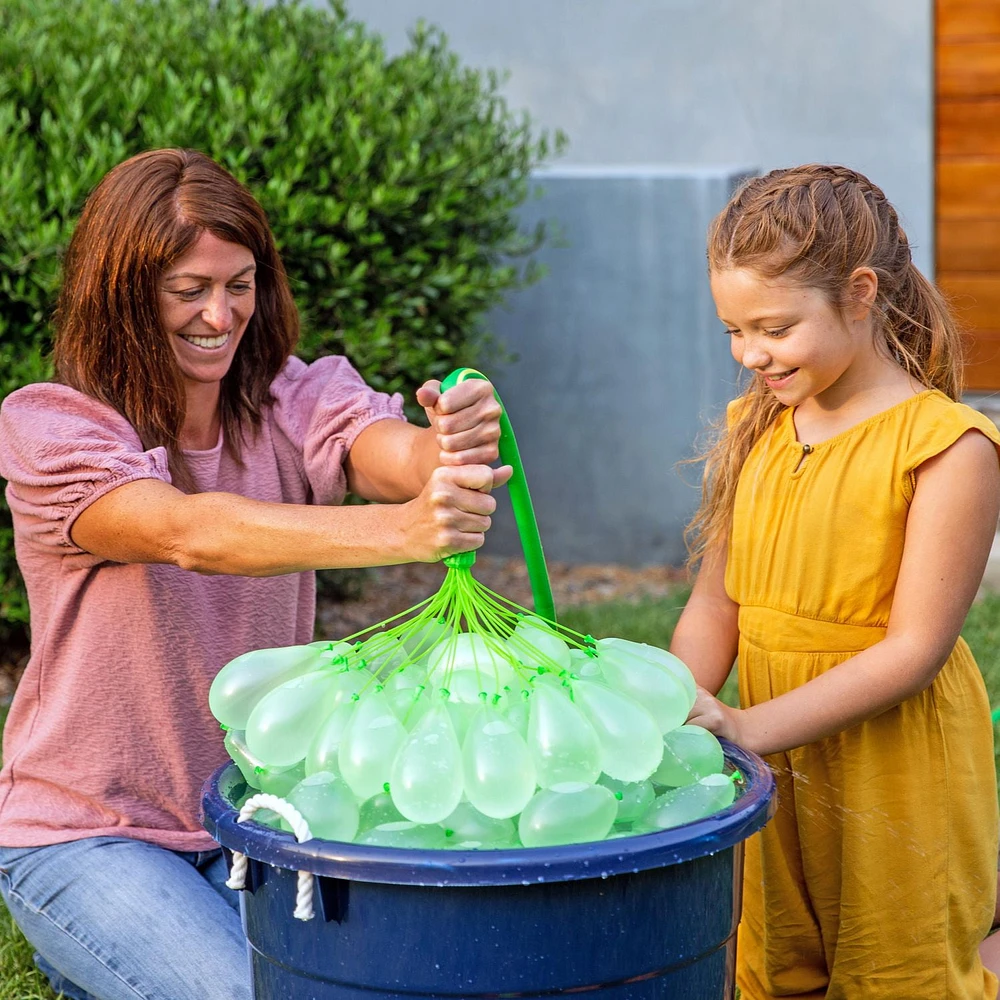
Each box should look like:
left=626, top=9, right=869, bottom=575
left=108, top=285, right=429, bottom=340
left=1, top=589, right=998, bottom=997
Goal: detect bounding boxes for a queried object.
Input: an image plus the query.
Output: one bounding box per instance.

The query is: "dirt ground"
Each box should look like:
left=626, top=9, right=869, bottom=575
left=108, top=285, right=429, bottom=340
left=0, top=557, right=688, bottom=705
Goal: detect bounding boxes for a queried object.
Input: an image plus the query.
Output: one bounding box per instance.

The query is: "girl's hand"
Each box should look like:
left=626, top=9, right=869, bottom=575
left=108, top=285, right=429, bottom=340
left=396, top=463, right=513, bottom=563
left=686, top=685, right=750, bottom=747
left=415, top=378, right=502, bottom=467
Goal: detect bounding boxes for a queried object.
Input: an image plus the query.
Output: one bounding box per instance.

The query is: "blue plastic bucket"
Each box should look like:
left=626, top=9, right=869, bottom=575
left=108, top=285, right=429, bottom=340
left=202, top=740, right=774, bottom=1000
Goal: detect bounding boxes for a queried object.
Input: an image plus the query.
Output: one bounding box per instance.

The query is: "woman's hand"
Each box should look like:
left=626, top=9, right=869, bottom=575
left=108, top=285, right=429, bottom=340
left=395, top=463, right=513, bottom=563
left=686, top=686, right=750, bottom=747
left=416, top=378, right=502, bottom=467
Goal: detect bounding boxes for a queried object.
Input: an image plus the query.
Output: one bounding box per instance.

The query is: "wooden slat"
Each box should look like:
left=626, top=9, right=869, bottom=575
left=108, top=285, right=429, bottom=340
left=939, top=273, right=1000, bottom=328
left=938, top=217, right=1000, bottom=270
left=938, top=1, right=1000, bottom=40
left=938, top=42, right=1000, bottom=97
left=962, top=330, right=1000, bottom=389
left=938, top=99, right=1000, bottom=156
left=938, top=161, right=1000, bottom=216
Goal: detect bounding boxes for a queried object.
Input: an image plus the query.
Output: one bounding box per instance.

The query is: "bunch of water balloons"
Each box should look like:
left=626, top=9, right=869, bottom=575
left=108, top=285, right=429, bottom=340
left=210, top=554, right=740, bottom=850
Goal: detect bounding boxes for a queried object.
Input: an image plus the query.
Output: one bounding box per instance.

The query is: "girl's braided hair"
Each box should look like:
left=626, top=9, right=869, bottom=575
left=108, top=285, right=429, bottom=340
left=685, top=164, right=964, bottom=568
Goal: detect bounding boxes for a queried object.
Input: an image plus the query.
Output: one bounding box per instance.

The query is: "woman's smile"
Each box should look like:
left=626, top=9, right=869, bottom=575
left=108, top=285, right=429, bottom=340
left=178, top=331, right=232, bottom=351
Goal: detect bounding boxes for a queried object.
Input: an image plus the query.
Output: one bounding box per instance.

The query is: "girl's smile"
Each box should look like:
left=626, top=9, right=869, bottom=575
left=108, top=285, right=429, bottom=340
left=761, top=368, right=799, bottom=389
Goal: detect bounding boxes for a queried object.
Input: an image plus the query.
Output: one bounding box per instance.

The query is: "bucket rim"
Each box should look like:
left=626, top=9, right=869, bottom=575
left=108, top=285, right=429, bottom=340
left=201, top=740, right=775, bottom=887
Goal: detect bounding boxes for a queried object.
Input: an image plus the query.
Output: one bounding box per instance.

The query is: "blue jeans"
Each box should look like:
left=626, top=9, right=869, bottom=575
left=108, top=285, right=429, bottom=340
left=0, top=837, right=252, bottom=1000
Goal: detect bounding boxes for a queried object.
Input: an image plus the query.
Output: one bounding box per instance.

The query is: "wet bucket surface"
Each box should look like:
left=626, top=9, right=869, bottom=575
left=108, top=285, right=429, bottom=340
left=202, top=740, right=774, bottom=1000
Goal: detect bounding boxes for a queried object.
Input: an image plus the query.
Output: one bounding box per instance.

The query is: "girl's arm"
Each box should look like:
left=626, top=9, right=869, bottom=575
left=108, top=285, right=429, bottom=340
left=669, top=540, right=740, bottom=695
left=688, top=429, right=1000, bottom=755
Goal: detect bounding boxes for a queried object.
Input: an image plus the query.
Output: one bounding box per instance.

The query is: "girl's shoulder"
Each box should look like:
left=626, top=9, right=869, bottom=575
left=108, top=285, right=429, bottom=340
left=894, top=390, right=1000, bottom=488
left=899, top=389, right=1000, bottom=449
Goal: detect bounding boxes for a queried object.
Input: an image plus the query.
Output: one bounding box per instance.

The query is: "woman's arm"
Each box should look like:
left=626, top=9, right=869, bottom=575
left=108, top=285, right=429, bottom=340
left=345, top=378, right=503, bottom=502
left=669, top=540, right=740, bottom=695
left=72, top=376, right=511, bottom=575
left=71, top=463, right=507, bottom=576
left=687, top=429, right=1000, bottom=755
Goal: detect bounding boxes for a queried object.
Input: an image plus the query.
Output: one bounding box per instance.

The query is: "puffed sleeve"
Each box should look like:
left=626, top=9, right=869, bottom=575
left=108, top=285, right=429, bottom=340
left=900, top=394, right=1000, bottom=503
left=0, top=383, right=171, bottom=553
left=270, top=355, right=406, bottom=504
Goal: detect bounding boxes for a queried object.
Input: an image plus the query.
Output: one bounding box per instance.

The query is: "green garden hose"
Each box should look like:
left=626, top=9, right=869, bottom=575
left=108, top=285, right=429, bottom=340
left=439, top=367, right=556, bottom=623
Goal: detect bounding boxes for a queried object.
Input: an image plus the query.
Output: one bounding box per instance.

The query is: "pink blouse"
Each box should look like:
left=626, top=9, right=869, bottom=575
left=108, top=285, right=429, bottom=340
left=0, top=355, right=404, bottom=849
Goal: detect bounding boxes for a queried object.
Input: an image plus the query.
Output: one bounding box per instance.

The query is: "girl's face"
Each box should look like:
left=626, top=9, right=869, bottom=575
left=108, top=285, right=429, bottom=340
left=159, top=231, right=256, bottom=391
left=710, top=267, right=875, bottom=408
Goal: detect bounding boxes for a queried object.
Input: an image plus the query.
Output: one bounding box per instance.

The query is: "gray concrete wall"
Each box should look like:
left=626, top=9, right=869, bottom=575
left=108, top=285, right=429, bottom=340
left=338, top=0, right=934, bottom=567
left=346, top=0, right=934, bottom=274
left=484, top=168, right=747, bottom=567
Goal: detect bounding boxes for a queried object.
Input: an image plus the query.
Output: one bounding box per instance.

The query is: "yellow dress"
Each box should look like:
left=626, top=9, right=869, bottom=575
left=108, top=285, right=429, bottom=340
left=727, top=390, right=1000, bottom=1000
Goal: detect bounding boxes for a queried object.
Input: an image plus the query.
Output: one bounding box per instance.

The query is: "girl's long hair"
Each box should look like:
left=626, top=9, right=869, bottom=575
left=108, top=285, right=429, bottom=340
left=52, top=148, right=299, bottom=490
left=686, top=164, right=964, bottom=568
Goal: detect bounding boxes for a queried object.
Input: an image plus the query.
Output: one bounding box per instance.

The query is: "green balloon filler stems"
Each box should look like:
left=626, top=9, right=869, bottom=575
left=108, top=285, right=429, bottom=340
left=439, top=366, right=556, bottom=624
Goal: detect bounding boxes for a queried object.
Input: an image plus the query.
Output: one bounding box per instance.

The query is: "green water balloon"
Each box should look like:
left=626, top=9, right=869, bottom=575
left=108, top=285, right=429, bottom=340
left=509, top=616, right=571, bottom=671
left=518, top=782, right=618, bottom=848
left=597, top=637, right=697, bottom=709
left=257, top=760, right=306, bottom=797
left=599, top=775, right=656, bottom=824
left=571, top=679, right=663, bottom=782
left=595, top=646, right=690, bottom=733
left=462, top=703, right=537, bottom=819
left=383, top=666, right=430, bottom=721
left=209, top=644, right=329, bottom=730
left=285, top=771, right=360, bottom=842
left=569, top=647, right=603, bottom=679
left=446, top=698, right=479, bottom=743
left=249, top=807, right=285, bottom=831
left=400, top=618, right=453, bottom=658
left=304, top=701, right=355, bottom=776
left=652, top=724, right=725, bottom=788
left=244, top=669, right=347, bottom=767
left=639, top=773, right=737, bottom=831
left=357, top=791, right=405, bottom=833
left=223, top=729, right=266, bottom=789
left=338, top=690, right=408, bottom=800
left=427, top=633, right=518, bottom=698
left=441, top=668, right=496, bottom=706
left=356, top=820, right=450, bottom=850
left=439, top=801, right=519, bottom=850
left=503, top=689, right=532, bottom=737
left=389, top=703, right=464, bottom=824
left=527, top=682, right=602, bottom=788
left=358, top=632, right=409, bottom=678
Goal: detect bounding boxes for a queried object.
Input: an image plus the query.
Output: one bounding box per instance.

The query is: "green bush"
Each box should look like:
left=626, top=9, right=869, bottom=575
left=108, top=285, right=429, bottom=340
left=0, top=0, right=565, bottom=651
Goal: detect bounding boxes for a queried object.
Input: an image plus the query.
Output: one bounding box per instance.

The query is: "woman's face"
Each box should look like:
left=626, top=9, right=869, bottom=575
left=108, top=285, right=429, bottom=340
left=159, top=231, right=256, bottom=391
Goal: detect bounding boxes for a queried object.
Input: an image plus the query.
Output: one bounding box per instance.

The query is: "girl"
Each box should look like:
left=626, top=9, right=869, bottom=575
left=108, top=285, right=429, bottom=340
left=0, top=148, right=508, bottom=1000
left=673, top=164, right=1000, bottom=999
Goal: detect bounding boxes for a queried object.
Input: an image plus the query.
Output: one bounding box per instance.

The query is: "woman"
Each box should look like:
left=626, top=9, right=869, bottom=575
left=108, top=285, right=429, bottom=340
left=0, top=148, right=508, bottom=1000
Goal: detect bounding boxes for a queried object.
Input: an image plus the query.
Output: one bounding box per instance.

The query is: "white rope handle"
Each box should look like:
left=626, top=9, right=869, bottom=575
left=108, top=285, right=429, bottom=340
left=225, top=792, right=316, bottom=921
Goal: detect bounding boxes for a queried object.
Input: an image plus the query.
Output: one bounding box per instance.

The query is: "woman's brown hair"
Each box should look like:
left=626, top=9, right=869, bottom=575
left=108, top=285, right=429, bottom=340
left=685, top=163, right=964, bottom=568
left=53, top=148, right=299, bottom=489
